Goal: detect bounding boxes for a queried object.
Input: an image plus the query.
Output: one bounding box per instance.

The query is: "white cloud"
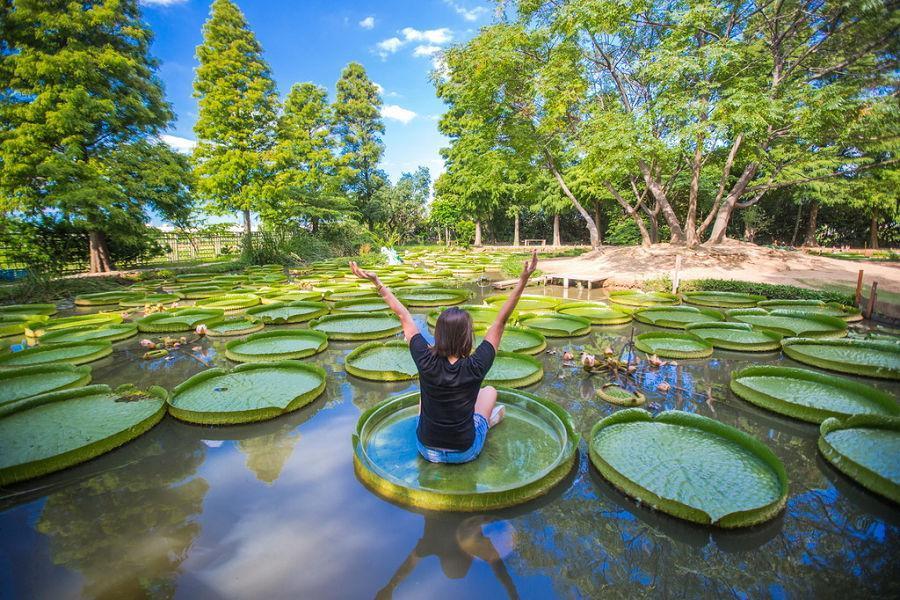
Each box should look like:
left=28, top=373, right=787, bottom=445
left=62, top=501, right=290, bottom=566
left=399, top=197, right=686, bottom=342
left=380, top=104, right=417, bottom=124
left=373, top=82, right=384, bottom=95
left=160, top=134, right=197, bottom=154
left=139, top=0, right=188, bottom=6
left=413, top=44, right=442, bottom=57
left=376, top=37, right=403, bottom=58
left=359, top=16, right=375, bottom=29
left=443, top=1, right=487, bottom=21
left=401, top=27, right=452, bottom=44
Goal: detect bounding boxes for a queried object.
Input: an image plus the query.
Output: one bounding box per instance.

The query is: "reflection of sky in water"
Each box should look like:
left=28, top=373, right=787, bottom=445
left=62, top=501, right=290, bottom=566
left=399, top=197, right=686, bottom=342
left=0, top=283, right=897, bottom=598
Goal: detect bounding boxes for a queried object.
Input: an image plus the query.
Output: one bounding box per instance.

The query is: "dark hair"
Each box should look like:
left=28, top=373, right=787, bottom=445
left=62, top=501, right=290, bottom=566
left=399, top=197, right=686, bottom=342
left=432, top=307, right=474, bottom=358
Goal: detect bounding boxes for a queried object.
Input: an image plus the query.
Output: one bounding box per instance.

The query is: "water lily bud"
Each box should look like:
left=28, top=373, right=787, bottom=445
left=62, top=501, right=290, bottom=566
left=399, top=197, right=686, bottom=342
left=581, top=353, right=596, bottom=368
left=657, top=382, right=671, bottom=392
left=195, top=324, right=208, bottom=336
left=139, top=338, right=155, bottom=348
left=562, top=351, right=574, bottom=361
left=603, top=346, right=614, bottom=356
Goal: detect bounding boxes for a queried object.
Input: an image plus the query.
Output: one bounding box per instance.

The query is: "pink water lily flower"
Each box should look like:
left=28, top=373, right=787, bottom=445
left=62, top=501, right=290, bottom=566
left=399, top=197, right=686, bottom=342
left=139, top=338, right=156, bottom=348
left=195, top=324, right=208, bottom=336
left=581, top=353, right=596, bottom=368
left=562, top=351, right=574, bottom=361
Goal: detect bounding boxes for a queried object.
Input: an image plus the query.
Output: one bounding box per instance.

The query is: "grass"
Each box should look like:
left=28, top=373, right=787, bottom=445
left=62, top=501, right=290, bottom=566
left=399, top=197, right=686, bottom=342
left=0, top=275, right=131, bottom=305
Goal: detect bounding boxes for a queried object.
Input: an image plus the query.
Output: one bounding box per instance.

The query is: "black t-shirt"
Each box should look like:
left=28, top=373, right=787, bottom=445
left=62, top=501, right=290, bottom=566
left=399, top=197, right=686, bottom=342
left=409, top=333, right=496, bottom=450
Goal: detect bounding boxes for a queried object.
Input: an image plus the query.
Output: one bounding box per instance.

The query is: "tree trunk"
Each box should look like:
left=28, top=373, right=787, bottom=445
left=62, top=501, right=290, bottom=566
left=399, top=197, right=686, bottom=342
left=604, top=181, right=652, bottom=247
left=706, top=163, right=759, bottom=244
left=311, top=217, right=319, bottom=234
left=870, top=210, right=879, bottom=249
left=546, top=156, right=599, bottom=249
left=436, top=227, right=442, bottom=244
left=552, top=213, right=561, bottom=246
left=513, top=212, right=520, bottom=246
left=242, top=209, right=252, bottom=235
left=88, top=230, right=113, bottom=273
left=639, top=160, right=686, bottom=244
left=790, top=202, right=803, bottom=246
left=646, top=211, right=659, bottom=244
left=594, top=203, right=603, bottom=245
left=474, top=220, right=482, bottom=247
left=445, top=226, right=450, bottom=245
left=685, top=141, right=703, bottom=246
left=802, top=201, right=819, bottom=247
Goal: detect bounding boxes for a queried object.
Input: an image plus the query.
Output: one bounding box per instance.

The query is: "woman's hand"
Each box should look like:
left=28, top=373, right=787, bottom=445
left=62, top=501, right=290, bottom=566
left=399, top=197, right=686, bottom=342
left=520, top=250, right=538, bottom=281
left=350, top=261, right=379, bottom=284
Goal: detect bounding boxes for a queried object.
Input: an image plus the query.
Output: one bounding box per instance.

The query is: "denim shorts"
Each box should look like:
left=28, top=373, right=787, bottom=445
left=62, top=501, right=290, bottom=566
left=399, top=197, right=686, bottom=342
left=416, top=414, right=489, bottom=464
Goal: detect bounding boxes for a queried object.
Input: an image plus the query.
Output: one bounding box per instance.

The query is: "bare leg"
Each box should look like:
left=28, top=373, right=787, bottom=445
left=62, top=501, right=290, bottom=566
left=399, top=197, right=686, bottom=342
left=474, top=386, right=499, bottom=423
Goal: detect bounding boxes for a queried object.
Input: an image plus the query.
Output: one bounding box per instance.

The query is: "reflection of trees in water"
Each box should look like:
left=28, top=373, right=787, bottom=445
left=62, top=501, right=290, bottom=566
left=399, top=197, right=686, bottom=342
left=35, top=426, right=208, bottom=599
left=237, top=428, right=302, bottom=484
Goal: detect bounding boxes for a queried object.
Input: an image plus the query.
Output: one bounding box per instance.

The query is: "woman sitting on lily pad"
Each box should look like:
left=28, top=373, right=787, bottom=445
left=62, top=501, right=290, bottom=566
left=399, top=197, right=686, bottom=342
left=350, top=250, right=539, bottom=464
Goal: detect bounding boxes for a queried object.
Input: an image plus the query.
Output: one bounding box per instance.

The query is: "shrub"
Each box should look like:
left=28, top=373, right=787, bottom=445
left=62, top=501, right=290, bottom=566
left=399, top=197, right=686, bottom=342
left=676, top=279, right=855, bottom=305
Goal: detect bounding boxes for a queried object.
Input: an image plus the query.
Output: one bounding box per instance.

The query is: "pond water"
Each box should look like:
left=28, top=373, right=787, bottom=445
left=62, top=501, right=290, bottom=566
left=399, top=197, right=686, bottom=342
left=1, top=283, right=898, bottom=599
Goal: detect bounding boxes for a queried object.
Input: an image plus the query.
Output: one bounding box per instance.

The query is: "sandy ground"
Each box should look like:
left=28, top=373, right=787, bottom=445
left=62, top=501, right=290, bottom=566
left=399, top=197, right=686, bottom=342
left=539, top=240, right=900, bottom=316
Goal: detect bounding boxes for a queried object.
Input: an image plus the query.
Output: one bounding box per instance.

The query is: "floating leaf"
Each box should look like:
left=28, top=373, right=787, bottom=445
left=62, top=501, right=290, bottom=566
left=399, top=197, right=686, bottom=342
left=819, top=415, right=900, bottom=503
left=224, top=330, right=328, bottom=363
left=345, top=340, right=418, bottom=381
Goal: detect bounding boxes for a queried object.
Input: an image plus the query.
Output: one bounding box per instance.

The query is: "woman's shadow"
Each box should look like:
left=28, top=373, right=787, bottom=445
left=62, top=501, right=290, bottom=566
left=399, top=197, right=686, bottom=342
left=375, top=512, right=519, bottom=599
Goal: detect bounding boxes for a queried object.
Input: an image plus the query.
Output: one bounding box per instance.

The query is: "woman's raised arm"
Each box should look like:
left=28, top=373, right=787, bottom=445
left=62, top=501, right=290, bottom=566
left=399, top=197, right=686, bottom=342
left=484, top=250, right=538, bottom=351
left=350, top=262, right=420, bottom=341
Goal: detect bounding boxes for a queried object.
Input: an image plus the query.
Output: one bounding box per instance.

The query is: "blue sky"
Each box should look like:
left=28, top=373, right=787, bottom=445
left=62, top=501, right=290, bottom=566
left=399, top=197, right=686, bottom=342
left=140, top=0, right=494, bottom=226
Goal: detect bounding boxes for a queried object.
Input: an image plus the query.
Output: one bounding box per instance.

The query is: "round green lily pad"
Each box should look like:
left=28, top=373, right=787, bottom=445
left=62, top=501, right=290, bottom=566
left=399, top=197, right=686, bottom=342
left=685, top=322, right=783, bottom=351
left=39, top=323, right=138, bottom=344
left=167, top=361, right=327, bottom=425
left=260, top=290, right=325, bottom=303
left=324, top=290, right=380, bottom=303
left=589, top=409, right=788, bottom=527
left=396, top=287, right=470, bottom=307
left=818, top=415, right=900, bottom=503
left=352, top=388, right=578, bottom=511
left=205, top=317, right=265, bottom=337
left=0, top=364, right=92, bottom=406
left=195, top=293, right=261, bottom=313
left=634, top=332, right=713, bottom=359
left=597, top=384, right=646, bottom=406
left=26, top=313, right=124, bottom=338
left=557, top=302, right=632, bottom=325
left=174, top=284, right=227, bottom=299
left=345, top=340, right=417, bottom=381
left=224, top=329, right=328, bottom=362
left=0, top=314, right=45, bottom=338
left=175, top=272, right=213, bottom=283
left=244, top=300, right=328, bottom=324
left=682, top=291, right=766, bottom=308
left=119, top=293, right=183, bottom=307
left=330, top=298, right=392, bottom=314
left=0, top=303, right=57, bottom=317
left=728, top=309, right=847, bottom=338
left=0, top=384, right=167, bottom=485
left=137, top=308, right=225, bottom=333
left=427, top=305, right=500, bottom=328
left=483, top=352, right=544, bottom=388
left=0, top=340, right=113, bottom=368
left=485, top=294, right=559, bottom=312
left=310, top=313, right=403, bottom=341
left=633, top=306, right=725, bottom=329
left=731, top=365, right=899, bottom=423
left=758, top=299, right=862, bottom=322
left=781, top=338, right=899, bottom=380
left=74, top=291, right=142, bottom=306
left=608, top=290, right=679, bottom=308
left=475, top=326, right=547, bottom=355
left=519, top=313, right=592, bottom=338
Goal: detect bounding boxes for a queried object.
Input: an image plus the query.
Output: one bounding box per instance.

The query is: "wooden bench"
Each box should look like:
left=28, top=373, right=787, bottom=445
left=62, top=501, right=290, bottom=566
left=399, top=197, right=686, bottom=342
left=523, top=239, right=546, bottom=246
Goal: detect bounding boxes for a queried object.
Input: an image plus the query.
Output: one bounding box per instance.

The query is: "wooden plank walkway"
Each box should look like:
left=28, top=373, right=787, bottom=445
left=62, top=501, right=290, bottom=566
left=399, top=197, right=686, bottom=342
left=545, top=273, right=607, bottom=290
left=492, top=276, right=548, bottom=289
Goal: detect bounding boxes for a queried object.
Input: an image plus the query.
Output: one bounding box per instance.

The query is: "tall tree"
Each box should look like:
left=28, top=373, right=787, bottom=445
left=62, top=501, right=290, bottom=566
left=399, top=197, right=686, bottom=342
left=374, top=167, right=430, bottom=244
left=263, top=82, right=350, bottom=232
left=333, top=62, right=386, bottom=228
left=0, top=0, right=174, bottom=272
left=193, top=0, right=278, bottom=236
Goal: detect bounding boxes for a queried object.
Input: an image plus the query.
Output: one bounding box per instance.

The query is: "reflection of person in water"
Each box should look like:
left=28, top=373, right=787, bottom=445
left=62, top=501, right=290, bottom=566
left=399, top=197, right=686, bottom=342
left=375, top=514, right=519, bottom=599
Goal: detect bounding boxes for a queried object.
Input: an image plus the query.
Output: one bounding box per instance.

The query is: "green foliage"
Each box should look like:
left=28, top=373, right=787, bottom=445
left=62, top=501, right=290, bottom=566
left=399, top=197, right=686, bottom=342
left=677, top=279, right=855, bottom=306
left=193, top=0, right=279, bottom=226
left=0, top=274, right=130, bottom=305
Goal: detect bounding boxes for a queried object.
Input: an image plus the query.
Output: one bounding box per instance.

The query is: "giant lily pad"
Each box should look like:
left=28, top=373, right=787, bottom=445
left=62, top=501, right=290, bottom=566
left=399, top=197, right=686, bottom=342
left=519, top=313, right=591, bottom=338
left=39, top=323, right=138, bottom=344
left=0, top=303, right=57, bottom=317
left=608, top=290, right=679, bottom=308
left=682, top=291, right=766, bottom=308
left=484, top=294, right=559, bottom=312
left=224, top=329, right=328, bottom=362
left=634, top=332, right=713, bottom=359
left=597, top=384, right=646, bottom=406
left=0, top=314, right=47, bottom=338
left=427, top=305, right=500, bottom=328
left=557, top=302, right=632, bottom=325
left=205, top=317, right=265, bottom=337
left=167, top=361, right=327, bottom=425
left=475, top=326, right=547, bottom=355
left=324, top=290, right=381, bottom=303
left=728, top=308, right=847, bottom=338
left=244, top=300, right=328, bottom=324
left=330, top=298, right=392, bottom=314
left=0, top=364, right=92, bottom=406
left=0, top=384, right=167, bottom=485
left=175, top=272, right=214, bottom=283
left=345, top=340, right=418, bottom=381
left=589, top=409, right=788, bottom=527
left=0, top=340, right=113, bottom=367
left=818, top=415, right=900, bottom=503
left=396, top=287, right=470, bottom=307
left=483, top=352, right=544, bottom=388
left=119, top=293, right=183, bottom=307
left=137, top=308, right=225, bottom=333
left=352, top=388, right=578, bottom=511
left=731, top=366, right=899, bottom=423
left=781, top=338, right=900, bottom=380
left=26, top=313, right=124, bottom=338
left=260, top=290, right=324, bottom=304
left=74, top=291, right=142, bottom=306
left=685, top=322, right=783, bottom=351
left=633, top=306, right=724, bottom=329
left=195, top=293, right=261, bottom=313
left=758, top=299, right=862, bottom=322
left=174, top=284, right=228, bottom=299
left=310, top=313, right=403, bottom=341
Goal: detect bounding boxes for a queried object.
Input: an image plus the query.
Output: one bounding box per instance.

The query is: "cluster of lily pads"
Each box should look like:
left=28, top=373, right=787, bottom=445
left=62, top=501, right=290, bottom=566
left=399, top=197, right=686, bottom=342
left=0, top=253, right=897, bottom=526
